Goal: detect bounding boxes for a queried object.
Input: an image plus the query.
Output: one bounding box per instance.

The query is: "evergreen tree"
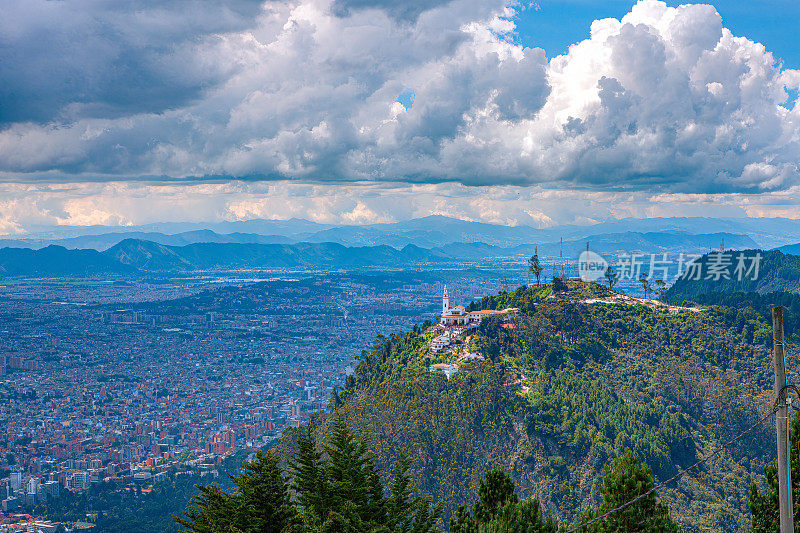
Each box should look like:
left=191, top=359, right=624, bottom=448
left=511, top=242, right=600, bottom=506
left=529, top=250, right=543, bottom=286
left=177, top=483, right=236, bottom=532
left=386, top=454, right=442, bottom=533
left=178, top=451, right=296, bottom=533
left=451, top=468, right=556, bottom=533
left=577, top=449, right=679, bottom=532
left=289, top=424, right=327, bottom=526
left=332, top=386, right=342, bottom=409
left=232, top=450, right=297, bottom=532
left=638, top=273, right=652, bottom=300
left=604, top=267, right=619, bottom=290
left=481, top=499, right=558, bottom=533
left=323, top=414, right=386, bottom=530
left=180, top=415, right=441, bottom=533
left=473, top=469, right=516, bottom=524
left=654, top=279, right=668, bottom=302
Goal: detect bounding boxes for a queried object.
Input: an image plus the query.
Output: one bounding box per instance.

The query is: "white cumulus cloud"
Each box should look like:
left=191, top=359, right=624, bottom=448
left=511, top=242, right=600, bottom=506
left=0, top=0, right=797, bottom=195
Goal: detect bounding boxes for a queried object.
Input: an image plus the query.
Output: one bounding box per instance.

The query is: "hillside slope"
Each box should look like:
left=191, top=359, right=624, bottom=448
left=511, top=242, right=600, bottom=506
left=0, top=245, right=135, bottom=276
left=106, top=240, right=452, bottom=270
left=275, top=281, right=782, bottom=531
left=666, top=249, right=800, bottom=302
left=0, top=240, right=452, bottom=276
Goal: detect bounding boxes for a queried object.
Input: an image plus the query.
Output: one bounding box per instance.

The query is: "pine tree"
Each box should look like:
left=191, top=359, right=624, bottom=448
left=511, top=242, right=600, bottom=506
left=473, top=469, right=516, bottom=524
left=179, top=417, right=440, bottom=533
left=231, top=450, right=297, bottom=532
left=178, top=451, right=296, bottom=533
left=323, top=414, right=386, bottom=530
left=449, top=505, right=476, bottom=533
left=386, top=453, right=442, bottom=533
left=177, top=484, right=235, bottom=532
left=638, top=273, right=652, bottom=300
left=529, top=251, right=543, bottom=286
left=577, top=449, right=679, bottom=532
left=289, top=424, right=327, bottom=526
left=604, top=267, right=619, bottom=290
left=332, top=387, right=342, bottom=409
left=451, top=468, right=556, bottom=533
left=481, top=499, right=558, bottom=533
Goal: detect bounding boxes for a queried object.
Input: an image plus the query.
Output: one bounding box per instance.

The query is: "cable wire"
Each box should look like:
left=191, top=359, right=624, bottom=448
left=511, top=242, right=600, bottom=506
left=566, top=400, right=784, bottom=533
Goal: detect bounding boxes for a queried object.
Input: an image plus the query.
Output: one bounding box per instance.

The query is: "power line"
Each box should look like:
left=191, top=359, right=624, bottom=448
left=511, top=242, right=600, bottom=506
left=567, top=399, right=784, bottom=533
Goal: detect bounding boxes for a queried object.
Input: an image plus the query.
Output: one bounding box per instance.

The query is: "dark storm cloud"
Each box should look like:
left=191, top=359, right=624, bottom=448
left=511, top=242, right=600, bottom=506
left=330, top=0, right=455, bottom=21
left=0, top=0, right=263, bottom=125
left=0, top=0, right=798, bottom=195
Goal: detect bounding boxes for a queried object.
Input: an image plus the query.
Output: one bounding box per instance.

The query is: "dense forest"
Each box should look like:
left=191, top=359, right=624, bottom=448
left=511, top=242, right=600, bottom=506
left=267, top=279, right=790, bottom=531
left=687, top=291, right=800, bottom=341
left=179, top=417, right=682, bottom=532
left=667, top=249, right=800, bottom=301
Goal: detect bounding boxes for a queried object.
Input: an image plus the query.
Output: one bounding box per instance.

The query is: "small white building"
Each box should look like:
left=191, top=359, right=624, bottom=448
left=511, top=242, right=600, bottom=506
left=133, top=471, right=152, bottom=481
left=429, top=363, right=459, bottom=378
left=431, top=335, right=450, bottom=352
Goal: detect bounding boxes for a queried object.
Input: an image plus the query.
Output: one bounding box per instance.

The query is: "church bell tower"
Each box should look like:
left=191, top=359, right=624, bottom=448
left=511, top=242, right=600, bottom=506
left=442, top=286, right=449, bottom=315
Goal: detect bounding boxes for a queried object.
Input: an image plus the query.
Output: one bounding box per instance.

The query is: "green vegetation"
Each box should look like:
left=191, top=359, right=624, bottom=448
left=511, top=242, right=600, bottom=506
left=577, top=449, right=680, bottom=532
left=450, top=468, right=557, bottom=533
left=266, top=280, right=786, bottom=531
left=749, top=412, right=800, bottom=531
left=67, top=273, right=792, bottom=532
left=689, top=290, right=800, bottom=341
left=667, top=249, right=800, bottom=302
left=181, top=420, right=680, bottom=532
left=178, top=451, right=298, bottom=532
left=179, top=417, right=442, bottom=532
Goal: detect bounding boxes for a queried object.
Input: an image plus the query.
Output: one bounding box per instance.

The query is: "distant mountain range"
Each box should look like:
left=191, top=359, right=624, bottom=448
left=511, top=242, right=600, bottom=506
left=0, top=230, right=762, bottom=277
left=105, top=239, right=445, bottom=271
left=0, top=246, right=136, bottom=277
left=2, top=215, right=799, bottom=249
left=0, top=229, right=294, bottom=251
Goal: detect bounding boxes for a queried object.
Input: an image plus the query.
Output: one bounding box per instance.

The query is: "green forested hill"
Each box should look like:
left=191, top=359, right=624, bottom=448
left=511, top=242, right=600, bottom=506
left=275, top=281, right=785, bottom=532
left=689, top=291, right=800, bottom=341
left=666, top=249, right=800, bottom=302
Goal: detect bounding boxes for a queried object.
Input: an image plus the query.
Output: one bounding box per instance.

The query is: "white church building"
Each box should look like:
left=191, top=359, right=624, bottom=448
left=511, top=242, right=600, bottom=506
left=439, top=286, right=512, bottom=327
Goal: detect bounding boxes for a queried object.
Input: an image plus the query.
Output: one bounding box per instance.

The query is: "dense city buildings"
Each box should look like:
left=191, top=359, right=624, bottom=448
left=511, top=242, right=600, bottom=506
left=0, top=270, right=516, bottom=524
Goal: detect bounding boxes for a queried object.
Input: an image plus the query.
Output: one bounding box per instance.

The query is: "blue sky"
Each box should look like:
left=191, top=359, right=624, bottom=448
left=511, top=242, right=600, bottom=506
left=515, top=1, right=800, bottom=68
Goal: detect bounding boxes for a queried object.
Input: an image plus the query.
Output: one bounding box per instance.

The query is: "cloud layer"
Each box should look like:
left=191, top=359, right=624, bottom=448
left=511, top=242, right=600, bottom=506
left=0, top=0, right=799, bottom=194
left=3, top=180, right=800, bottom=236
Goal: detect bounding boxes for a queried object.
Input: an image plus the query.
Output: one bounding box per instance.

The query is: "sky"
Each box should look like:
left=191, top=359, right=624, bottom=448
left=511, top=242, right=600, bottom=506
left=515, top=1, right=800, bottom=70
left=0, top=0, right=799, bottom=234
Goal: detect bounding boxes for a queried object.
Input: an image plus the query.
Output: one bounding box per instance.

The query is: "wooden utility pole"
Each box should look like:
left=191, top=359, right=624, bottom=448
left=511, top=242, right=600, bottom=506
left=773, top=305, right=794, bottom=532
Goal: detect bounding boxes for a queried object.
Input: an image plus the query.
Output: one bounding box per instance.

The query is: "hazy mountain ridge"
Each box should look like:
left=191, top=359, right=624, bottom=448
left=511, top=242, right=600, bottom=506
left=105, top=240, right=450, bottom=271
left=0, top=245, right=135, bottom=277
left=3, top=215, right=799, bottom=249
left=0, top=230, right=762, bottom=277
left=0, top=240, right=453, bottom=276
left=0, top=230, right=295, bottom=251
left=776, top=242, right=800, bottom=255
